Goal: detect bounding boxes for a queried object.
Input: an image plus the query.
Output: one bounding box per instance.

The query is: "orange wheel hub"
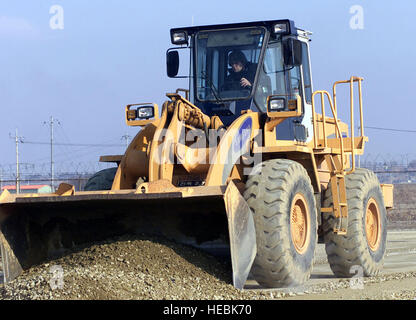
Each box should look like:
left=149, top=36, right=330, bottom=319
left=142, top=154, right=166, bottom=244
left=290, top=193, right=310, bottom=254
left=365, top=198, right=381, bottom=251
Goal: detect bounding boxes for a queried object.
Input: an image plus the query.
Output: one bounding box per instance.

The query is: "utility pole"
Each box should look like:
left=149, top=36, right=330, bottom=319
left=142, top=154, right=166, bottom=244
left=357, top=125, right=361, bottom=168
left=44, top=116, right=60, bottom=191
left=121, top=134, right=131, bottom=149
left=10, top=129, right=24, bottom=194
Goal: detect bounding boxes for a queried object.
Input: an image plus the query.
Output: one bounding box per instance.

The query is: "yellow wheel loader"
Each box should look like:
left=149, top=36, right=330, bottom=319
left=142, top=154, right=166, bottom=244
left=0, top=20, right=394, bottom=289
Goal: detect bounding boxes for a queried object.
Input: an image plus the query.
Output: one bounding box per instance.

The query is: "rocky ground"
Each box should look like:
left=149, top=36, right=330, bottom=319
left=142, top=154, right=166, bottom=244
left=0, top=232, right=415, bottom=300
left=0, top=183, right=415, bottom=300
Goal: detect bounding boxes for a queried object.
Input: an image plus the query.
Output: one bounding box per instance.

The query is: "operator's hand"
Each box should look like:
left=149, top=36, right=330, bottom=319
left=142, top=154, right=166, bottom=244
left=240, top=78, right=251, bottom=88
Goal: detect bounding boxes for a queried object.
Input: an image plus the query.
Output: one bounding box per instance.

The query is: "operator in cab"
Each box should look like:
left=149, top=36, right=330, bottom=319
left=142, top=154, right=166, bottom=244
left=224, top=50, right=256, bottom=91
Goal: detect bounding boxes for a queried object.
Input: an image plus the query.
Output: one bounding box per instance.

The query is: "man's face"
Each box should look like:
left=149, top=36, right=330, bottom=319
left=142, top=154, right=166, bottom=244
left=231, top=61, right=243, bottom=73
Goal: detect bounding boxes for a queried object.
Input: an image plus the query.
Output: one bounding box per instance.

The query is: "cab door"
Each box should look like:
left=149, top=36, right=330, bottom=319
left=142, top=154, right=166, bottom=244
left=254, top=37, right=313, bottom=143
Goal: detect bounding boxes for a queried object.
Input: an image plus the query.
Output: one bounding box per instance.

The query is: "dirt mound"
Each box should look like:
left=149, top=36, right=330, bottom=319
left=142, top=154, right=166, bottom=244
left=0, top=234, right=269, bottom=300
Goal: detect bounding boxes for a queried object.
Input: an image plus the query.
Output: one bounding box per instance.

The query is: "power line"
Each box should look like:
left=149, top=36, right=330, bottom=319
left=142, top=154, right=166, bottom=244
left=121, top=134, right=132, bottom=148
left=22, top=141, right=125, bottom=147
left=364, top=126, right=416, bottom=133
left=374, top=170, right=416, bottom=174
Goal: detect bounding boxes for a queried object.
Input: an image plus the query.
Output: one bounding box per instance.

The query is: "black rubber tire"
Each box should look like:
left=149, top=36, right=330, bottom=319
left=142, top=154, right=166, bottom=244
left=322, top=168, right=387, bottom=277
left=243, top=159, right=317, bottom=288
left=84, top=167, right=117, bottom=191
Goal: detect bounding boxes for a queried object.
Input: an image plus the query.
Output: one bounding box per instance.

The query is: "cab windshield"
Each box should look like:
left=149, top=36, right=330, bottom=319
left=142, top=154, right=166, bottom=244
left=195, top=27, right=265, bottom=102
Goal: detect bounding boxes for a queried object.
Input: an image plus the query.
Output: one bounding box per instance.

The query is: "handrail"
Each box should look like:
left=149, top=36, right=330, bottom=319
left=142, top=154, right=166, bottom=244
left=311, top=90, right=345, bottom=172
left=175, top=88, right=190, bottom=100
left=332, top=76, right=364, bottom=174
left=311, top=76, right=365, bottom=175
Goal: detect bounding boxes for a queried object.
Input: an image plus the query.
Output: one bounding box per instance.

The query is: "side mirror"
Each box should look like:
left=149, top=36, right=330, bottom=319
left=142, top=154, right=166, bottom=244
left=167, top=50, right=179, bottom=78
left=283, top=39, right=302, bottom=67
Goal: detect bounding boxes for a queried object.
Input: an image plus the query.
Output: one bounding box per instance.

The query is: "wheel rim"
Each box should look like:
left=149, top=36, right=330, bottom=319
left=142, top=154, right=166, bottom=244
left=290, top=193, right=310, bottom=254
left=365, top=198, right=381, bottom=251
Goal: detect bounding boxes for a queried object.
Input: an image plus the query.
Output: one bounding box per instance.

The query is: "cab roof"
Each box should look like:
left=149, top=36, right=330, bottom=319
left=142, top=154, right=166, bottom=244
left=170, top=19, right=298, bottom=44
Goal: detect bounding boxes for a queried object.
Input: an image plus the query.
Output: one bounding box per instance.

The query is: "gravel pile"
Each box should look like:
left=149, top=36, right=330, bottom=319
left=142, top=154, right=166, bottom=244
left=0, top=234, right=270, bottom=300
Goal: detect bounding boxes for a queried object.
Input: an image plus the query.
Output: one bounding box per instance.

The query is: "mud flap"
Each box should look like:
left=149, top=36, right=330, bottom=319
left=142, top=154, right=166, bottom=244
left=224, top=181, right=256, bottom=290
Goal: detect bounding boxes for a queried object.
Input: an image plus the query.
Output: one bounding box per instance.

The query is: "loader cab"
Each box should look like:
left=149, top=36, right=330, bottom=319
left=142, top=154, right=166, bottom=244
left=168, top=20, right=314, bottom=142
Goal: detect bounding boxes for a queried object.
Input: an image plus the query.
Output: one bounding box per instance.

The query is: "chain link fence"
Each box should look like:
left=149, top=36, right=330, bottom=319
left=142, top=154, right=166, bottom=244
left=0, top=162, right=118, bottom=193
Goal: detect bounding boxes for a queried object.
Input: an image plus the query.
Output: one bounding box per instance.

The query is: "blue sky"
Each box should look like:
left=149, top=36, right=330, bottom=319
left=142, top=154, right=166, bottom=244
left=1, top=0, right=416, bottom=175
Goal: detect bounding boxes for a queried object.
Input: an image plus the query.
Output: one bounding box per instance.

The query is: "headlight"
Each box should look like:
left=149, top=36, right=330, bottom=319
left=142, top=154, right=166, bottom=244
left=171, top=31, right=188, bottom=45
left=273, top=23, right=288, bottom=34
left=137, top=106, right=154, bottom=119
left=268, top=98, right=286, bottom=111
left=271, top=20, right=295, bottom=36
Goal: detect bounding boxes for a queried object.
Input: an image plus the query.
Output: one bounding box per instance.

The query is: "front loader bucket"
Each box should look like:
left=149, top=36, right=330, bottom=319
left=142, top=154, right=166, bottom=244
left=0, top=181, right=256, bottom=289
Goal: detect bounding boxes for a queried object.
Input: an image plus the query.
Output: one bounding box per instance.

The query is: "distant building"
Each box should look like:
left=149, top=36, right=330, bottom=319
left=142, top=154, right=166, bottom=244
left=1, top=185, right=52, bottom=194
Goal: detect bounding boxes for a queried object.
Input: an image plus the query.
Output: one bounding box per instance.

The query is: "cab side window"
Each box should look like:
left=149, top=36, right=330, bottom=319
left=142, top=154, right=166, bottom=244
left=301, top=42, right=312, bottom=104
